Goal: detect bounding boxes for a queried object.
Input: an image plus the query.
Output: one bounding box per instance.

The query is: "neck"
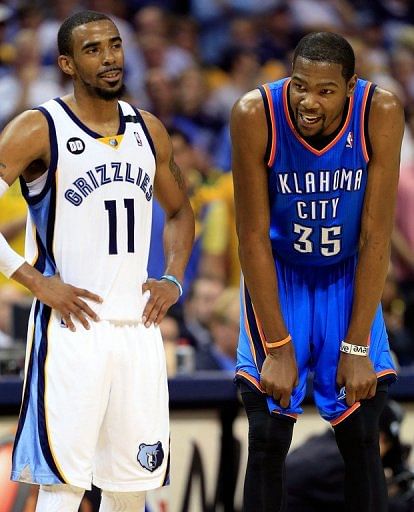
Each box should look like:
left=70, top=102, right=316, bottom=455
left=72, top=94, right=119, bottom=121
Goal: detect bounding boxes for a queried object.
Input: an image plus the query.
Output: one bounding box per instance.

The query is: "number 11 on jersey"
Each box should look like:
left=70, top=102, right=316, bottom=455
left=104, top=198, right=135, bottom=255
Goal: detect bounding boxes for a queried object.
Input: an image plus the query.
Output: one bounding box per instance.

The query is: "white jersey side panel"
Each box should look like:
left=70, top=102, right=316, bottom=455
left=24, top=99, right=156, bottom=321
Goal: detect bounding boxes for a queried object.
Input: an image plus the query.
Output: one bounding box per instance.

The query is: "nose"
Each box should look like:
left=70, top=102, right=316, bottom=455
left=300, top=93, right=319, bottom=111
left=102, top=46, right=116, bottom=65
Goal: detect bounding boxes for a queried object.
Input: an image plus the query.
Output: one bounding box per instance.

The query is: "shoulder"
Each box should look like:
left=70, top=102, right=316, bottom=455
left=231, top=88, right=265, bottom=124
left=139, top=109, right=169, bottom=141
left=4, top=108, right=49, bottom=138
left=230, top=89, right=269, bottom=153
left=370, top=87, right=404, bottom=119
left=138, top=109, right=171, bottom=161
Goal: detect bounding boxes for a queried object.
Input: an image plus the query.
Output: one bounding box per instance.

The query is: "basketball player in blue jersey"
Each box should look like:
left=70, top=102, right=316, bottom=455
left=0, top=10, right=194, bottom=512
left=232, top=32, right=404, bottom=511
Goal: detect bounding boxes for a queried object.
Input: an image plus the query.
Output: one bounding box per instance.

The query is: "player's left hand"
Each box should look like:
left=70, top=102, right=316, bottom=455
left=141, top=278, right=180, bottom=327
left=336, top=353, right=377, bottom=407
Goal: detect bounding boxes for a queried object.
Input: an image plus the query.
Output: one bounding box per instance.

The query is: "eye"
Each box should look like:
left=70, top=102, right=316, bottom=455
left=113, top=42, right=122, bottom=49
left=320, top=89, right=334, bottom=95
left=293, top=82, right=305, bottom=91
left=86, top=47, right=99, bottom=54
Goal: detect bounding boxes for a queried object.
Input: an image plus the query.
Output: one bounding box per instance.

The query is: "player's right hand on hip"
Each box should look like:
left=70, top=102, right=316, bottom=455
left=32, top=274, right=102, bottom=331
left=260, top=341, right=298, bottom=409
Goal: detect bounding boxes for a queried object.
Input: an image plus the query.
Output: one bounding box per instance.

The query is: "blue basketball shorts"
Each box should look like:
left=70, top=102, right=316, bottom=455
left=235, top=253, right=397, bottom=425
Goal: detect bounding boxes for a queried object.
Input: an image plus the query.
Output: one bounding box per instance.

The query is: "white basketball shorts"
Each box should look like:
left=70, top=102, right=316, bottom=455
left=11, top=302, right=170, bottom=492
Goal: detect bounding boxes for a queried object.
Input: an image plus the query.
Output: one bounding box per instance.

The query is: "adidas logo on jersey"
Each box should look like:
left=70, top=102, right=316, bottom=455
left=346, top=131, right=353, bottom=148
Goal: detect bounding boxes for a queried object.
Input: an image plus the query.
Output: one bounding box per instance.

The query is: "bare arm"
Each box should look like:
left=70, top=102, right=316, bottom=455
left=140, top=111, right=195, bottom=326
left=231, top=90, right=297, bottom=406
left=0, top=216, right=27, bottom=242
left=346, top=89, right=404, bottom=344
left=0, top=110, right=102, bottom=330
left=337, top=88, right=405, bottom=405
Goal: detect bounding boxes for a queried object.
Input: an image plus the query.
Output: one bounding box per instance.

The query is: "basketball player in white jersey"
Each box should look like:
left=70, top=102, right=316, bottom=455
left=0, top=10, right=194, bottom=512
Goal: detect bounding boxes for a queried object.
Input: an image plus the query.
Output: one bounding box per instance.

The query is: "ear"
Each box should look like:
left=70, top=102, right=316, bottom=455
left=347, top=74, right=358, bottom=97
left=58, top=55, right=75, bottom=77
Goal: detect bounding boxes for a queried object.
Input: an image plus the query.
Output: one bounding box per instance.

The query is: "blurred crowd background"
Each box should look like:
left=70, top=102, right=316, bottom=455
left=1, top=0, right=414, bottom=374
left=1, top=0, right=414, bottom=510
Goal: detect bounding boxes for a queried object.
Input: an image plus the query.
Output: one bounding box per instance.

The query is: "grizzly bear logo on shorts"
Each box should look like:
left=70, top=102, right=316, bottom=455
left=137, top=441, right=164, bottom=472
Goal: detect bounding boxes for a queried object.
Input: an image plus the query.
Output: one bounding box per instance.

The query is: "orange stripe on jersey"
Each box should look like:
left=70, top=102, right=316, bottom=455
left=272, top=409, right=298, bottom=421
left=236, top=370, right=265, bottom=393
left=242, top=279, right=258, bottom=366
left=263, top=84, right=277, bottom=167
left=331, top=402, right=360, bottom=427
left=376, top=369, right=397, bottom=379
left=360, top=82, right=371, bottom=163
left=282, top=79, right=355, bottom=156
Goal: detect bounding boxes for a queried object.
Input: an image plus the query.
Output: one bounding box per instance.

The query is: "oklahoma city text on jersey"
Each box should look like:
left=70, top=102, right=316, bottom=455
left=276, top=167, right=363, bottom=221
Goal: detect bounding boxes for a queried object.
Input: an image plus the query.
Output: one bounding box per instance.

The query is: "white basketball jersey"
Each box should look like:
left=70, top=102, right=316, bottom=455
left=21, top=98, right=156, bottom=321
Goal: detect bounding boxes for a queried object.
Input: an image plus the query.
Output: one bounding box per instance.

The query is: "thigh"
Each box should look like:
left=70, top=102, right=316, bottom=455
left=12, top=308, right=111, bottom=489
left=93, top=323, right=169, bottom=492
left=237, top=261, right=312, bottom=418
left=312, top=258, right=396, bottom=424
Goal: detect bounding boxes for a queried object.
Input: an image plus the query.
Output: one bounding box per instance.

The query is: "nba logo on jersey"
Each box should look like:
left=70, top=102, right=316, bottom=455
left=134, top=132, right=142, bottom=146
left=346, top=131, right=353, bottom=148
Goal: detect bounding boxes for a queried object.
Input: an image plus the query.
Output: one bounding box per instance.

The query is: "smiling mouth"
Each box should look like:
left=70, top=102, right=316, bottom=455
left=298, top=112, right=322, bottom=125
left=98, top=69, right=122, bottom=80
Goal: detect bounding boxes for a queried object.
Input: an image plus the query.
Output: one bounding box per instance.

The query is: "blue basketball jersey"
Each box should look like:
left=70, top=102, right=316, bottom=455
left=260, top=78, right=375, bottom=266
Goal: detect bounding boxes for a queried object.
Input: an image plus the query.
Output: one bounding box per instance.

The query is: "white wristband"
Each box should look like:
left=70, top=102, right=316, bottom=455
left=0, top=232, right=26, bottom=278
left=340, top=341, right=368, bottom=357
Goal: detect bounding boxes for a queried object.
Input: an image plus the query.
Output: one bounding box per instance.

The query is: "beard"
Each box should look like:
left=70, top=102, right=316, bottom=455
left=80, top=75, right=126, bottom=101
left=93, top=82, right=126, bottom=100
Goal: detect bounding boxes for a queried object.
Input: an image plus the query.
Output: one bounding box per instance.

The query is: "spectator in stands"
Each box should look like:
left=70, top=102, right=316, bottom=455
left=159, top=314, right=181, bottom=376
left=0, top=181, right=27, bottom=293
left=181, top=276, right=225, bottom=351
left=196, top=287, right=239, bottom=371
left=0, top=284, right=27, bottom=348
left=0, top=5, right=15, bottom=76
left=198, top=173, right=240, bottom=287
left=382, top=266, right=414, bottom=366
left=286, top=400, right=414, bottom=512
left=174, top=66, right=223, bottom=157
left=144, top=67, right=177, bottom=128
left=206, top=46, right=261, bottom=124
left=0, top=28, right=64, bottom=127
left=392, top=108, right=414, bottom=295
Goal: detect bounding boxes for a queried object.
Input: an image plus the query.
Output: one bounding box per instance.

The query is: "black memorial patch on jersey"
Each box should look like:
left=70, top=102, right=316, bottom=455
left=66, top=137, right=85, bottom=155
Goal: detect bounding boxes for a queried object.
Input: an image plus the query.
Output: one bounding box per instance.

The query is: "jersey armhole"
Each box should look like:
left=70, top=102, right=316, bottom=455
left=258, top=85, right=276, bottom=168
left=20, top=107, right=58, bottom=205
left=131, top=107, right=156, bottom=161
left=361, top=82, right=377, bottom=162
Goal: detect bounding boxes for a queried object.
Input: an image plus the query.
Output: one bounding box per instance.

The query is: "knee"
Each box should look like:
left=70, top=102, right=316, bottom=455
left=100, top=490, right=146, bottom=512
left=335, top=414, right=378, bottom=452
left=248, top=415, right=294, bottom=457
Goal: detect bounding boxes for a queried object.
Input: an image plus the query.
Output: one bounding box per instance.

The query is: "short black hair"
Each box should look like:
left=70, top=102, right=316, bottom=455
left=293, top=32, right=355, bottom=82
left=57, top=10, right=114, bottom=56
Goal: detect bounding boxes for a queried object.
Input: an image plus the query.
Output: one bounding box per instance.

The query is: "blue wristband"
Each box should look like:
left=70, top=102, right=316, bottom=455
left=160, top=274, right=183, bottom=297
